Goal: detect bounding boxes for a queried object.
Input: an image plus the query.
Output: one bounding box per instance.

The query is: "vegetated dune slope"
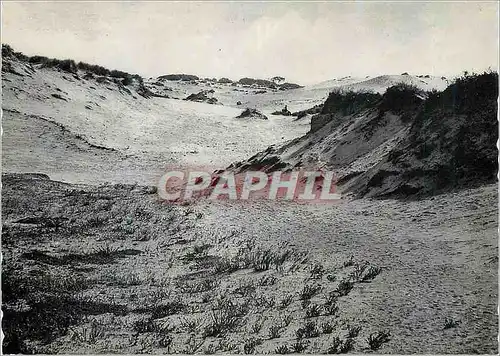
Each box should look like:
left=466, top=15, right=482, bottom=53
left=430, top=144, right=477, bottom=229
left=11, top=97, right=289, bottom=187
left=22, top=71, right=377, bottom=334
left=231, top=73, right=498, bottom=198
left=345, top=73, right=499, bottom=197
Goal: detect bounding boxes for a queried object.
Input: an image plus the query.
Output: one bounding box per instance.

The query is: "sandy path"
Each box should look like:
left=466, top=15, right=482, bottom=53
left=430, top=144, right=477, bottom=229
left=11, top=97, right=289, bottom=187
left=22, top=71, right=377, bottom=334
left=192, top=184, right=498, bottom=353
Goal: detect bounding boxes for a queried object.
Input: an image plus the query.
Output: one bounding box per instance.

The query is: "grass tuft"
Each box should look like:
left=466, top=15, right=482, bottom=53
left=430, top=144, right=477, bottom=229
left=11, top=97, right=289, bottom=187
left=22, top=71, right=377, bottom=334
left=367, top=330, right=391, bottom=350
left=296, top=321, right=319, bottom=339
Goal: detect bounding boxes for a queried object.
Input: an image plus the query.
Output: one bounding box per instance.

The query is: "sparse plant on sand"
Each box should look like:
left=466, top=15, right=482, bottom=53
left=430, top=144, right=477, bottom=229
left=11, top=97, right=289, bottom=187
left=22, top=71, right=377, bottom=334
left=105, top=272, right=143, bottom=287
left=254, top=294, right=276, bottom=309
left=343, top=256, right=354, bottom=268
left=94, top=244, right=120, bottom=259
left=300, top=284, right=321, bottom=301
left=184, top=336, right=205, bottom=354
left=281, top=313, right=293, bottom=328
left=326, top=273, right=337, bottom=282
left=70, top=320, right=106, bottom=344
left=217, top=339, right=236, bottom=352
left=246, top=248, right=292, bottom=272
left=326, top=336, right=343, bottom=354
left=296, top=321, right=320, bottom=339
left=180, top=316, right=203, bottom=334
left=301, top=299, right=311, bottom=309
left=443, top=318, right=460, bottom=329
left=203, top=299, right=246, bottom=337
left=233, top=281, right=256, bottom=297
left=347, top=325, right=362, bottom=339
left=334, top=280, right=353, bottom=297
left=341, top=338, right=355, bottom=353
left=134, top=317, right=160, bottom=334
left=306, top=303, right=322, bottom=318
left=203, top=344, right=218, bottom=354
left=291, top=339, right=310, bottom=353
left=360, top=266, right=383, bottom=283
left=133, top=314, right=174, bottom=336
left=322, top=321, right=335, bottom=334
left=156, top=334, right=173, bottom=350
left=275, top=344, right=291, bottom=354
left=326, top=336, right=355, bottom=354
left=350, top=262, right=369, bottom=281
left=279, top=294, right=294, bottom=309
left=367, top=330, right=391, bottom=350
left=183, top=243, right=211, bottom=262
left=212, top=255, right=241, bottom=274
left=268, top=323, right=282, bottom=339
left=250, top=316, right=266, bottom=334
left=324, top=293, right=339, bottom=316
left=247, top=248, right=274, bottom=271
left=258, top=275, right=277, bottom=286
left=150, top=300, right=186, bottom=319
left=243, top=337, right=263, bottom=354
left=309, top=263, right=325, bottom=280
left=176, top=277, right=220, bottom=294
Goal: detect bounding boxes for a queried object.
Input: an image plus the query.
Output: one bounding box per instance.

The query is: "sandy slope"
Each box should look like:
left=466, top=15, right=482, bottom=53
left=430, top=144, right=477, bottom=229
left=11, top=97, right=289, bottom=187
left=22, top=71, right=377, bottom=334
left=148, top=74, right=449, bottom=114
left=309, top=74, right=450, bottom=94
left=1, top=59, right=308, bottom=184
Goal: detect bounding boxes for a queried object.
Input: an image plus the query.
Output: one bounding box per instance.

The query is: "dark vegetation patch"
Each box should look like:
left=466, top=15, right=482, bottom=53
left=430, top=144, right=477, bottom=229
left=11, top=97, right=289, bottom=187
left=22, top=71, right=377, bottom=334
left=21, top=248, right=142, bottom=266
left=279, top=82, right=303, bottom=90
left=271, top=105, right=292, bottom=116
left=321, top=89, right=382, bottom=116
left=139, top=301, right=187, bottom=319
left=184, top=90, right=219, bottom=104
left=292, top=104, right=323, bottom=119
left=236, top=108, right=268, bottom=120
left=217, top=77, right=233, bottom=84
left=1, top=174, right=181, bottom=353
left=352, top=71, right=499, bottom=198
left=379, top=83, right=424, bottom=119
left=2, top=268, right=127, bottom=353
left=2, top=44, right=142, bottom=85
left=238, top=77, right=303, bottom=90
left=308, top=89, right=382, bottom=132
left=398, top=72, right=498, bottom=190
left=51, top=93, right=68, bottom=101
left=158, top=73, right=200, bottom=81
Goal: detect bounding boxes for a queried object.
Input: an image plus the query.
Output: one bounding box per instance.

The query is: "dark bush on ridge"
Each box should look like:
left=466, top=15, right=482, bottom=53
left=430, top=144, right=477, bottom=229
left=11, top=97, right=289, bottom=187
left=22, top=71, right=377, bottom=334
left=416, top=71, right=498, bottom=185
left=2, top=44, right=14, bottom=57
left=218, top=77, right=233, bottom=84
left=379, top=83, right=423, bottom=113
left=425, top=71, right=498, bottom=113
left=279, top=82, right=303, bottom=90
left=321, top=89, right=381, bottom=115
left=158, top=74, right=199, bottom=81
left=109, top=69, right=130, bottom=78
left=76, top=62, right=111, bottom=76
left=1, top=44, right=143, bottom=81
left=2, top=44, right=29, bottom=61
left=237, top=77, right=303, bottom=90
left=28, top=55, right=50, bottom=64
left=292, top=104, right=323, bottom=118
left=238, top=77, right=276, bottom=88
left=56, top=59, right=78, bottom=74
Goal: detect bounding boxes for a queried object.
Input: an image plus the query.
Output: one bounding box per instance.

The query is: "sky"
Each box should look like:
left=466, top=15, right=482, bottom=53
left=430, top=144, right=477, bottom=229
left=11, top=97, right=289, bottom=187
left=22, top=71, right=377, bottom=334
left=2, top=1, right=499, bottom=85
